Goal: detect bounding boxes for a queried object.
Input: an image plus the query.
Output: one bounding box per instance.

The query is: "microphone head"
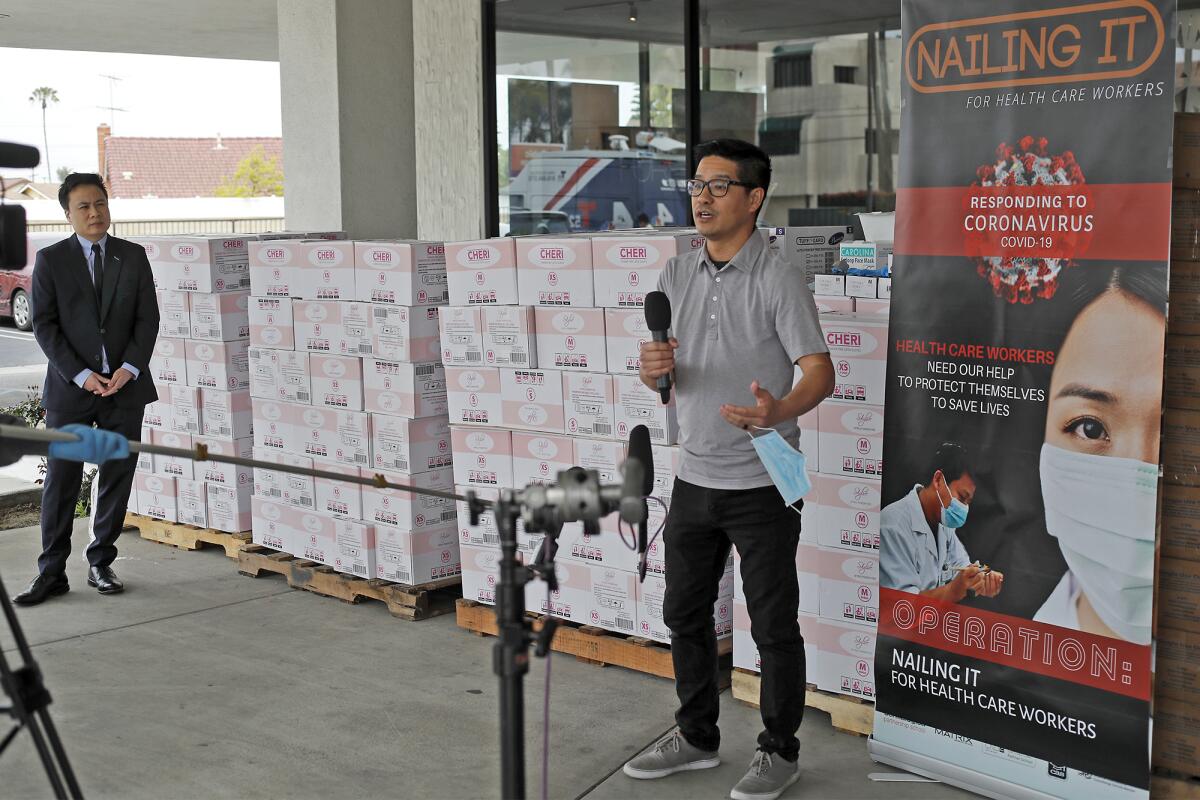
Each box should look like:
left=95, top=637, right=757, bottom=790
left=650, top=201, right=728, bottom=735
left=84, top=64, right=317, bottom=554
left=0, top=142, right=41, bottom=170
left=627, top=424, right=655, bottom=496
left=644, top=290, right=671, bottom=331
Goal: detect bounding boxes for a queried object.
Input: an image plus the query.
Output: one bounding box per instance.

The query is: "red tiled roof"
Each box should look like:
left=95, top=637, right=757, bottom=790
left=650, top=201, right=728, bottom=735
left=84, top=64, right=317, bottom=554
left=104, top=136, right=283, bottom=199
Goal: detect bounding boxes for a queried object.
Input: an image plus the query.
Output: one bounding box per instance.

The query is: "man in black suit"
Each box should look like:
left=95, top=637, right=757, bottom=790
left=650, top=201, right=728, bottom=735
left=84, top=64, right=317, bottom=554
left=16, top=173, right=159, bottom=605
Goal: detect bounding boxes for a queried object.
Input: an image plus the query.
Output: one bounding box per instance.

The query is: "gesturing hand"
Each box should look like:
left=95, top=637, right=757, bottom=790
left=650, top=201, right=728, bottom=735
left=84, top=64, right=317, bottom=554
left=720, top=380, right=782, bottom=430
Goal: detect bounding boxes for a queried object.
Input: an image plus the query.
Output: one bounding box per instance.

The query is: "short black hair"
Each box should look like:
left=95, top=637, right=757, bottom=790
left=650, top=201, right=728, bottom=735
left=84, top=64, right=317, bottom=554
left=932, top=442, right=971, bottom=484
left=58, top=173, right=108, bottom=210
left=694, top=138, right=772, bottom=192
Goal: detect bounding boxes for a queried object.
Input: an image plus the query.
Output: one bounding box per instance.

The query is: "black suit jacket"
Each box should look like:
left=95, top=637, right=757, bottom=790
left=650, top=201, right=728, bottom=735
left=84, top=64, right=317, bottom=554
left=31, top=235, right=160, bottom=412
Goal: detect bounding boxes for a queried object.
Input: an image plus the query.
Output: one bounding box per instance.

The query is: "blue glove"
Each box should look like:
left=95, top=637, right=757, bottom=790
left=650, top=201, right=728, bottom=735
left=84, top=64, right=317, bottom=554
left=48, top=424, right=130, bottom=463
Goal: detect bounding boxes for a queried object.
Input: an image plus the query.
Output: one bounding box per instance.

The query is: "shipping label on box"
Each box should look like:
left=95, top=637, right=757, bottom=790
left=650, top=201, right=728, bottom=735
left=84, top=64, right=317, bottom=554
left=354, top=240, right=448, bottom=306
left=370, top=414, right=452, bottom=474
left=438, top=306, right=484, bottom=366
left=817, top=546, right=879, bottom=627
left=207, top=482, right=252, bottom=533
left=175, top=478, right=208, bottom=527
left=249, top=240, right=301, bottom=299
left=186, top=340, right=250, bottom=391
left=194, top=435, right=253, bottom=490
left=190, top=291, right=250, bottom=341
left=814, top=617, right=877, bottom=699
left=153, top=430, right=194, bottom=480
left=817, top=402, right=885, bottom=478
left=592, top=233, right=704, bottom=308
left=168, top=384, right=202, bottom=435
left=252, top=447, right=315, bottom=510
left=372, top=305, right=441, bottom=363
left=251, top=398, right=297, bottom=453
left=500, top=368, right=566, bottom=433
left=295, top=511, right=377, bottom=577
left=451, top=427, right=514, bottom=488
left=200, top=388, right=253, bottom=440
left=311, top=354, right=364, bottom=411
left=563, top=372, right=616, bottom=439
left=603, top=309, right=650, bottom=374
left=315, top=462, right=364, bottom=520
left=613, top=374, right=678, bottom=444
left=813, top=474, right=881, bottom=553
left=151, top=337, right=188, bottom=386
left=362, top=467, right=457, bottom=530
left=517, top=236, right=595, bottom=306
left=157, top=290, right=191, bottom=338
left=136, top=425, right=154, bottom=473
left=298, top=240, right=356, bottom=300
left=295, top=406, right=370, bottom=468
left=820, top=315, right=887, bottom=405
left=446, top=367, right=503, bottom=426
left=134, top=473, right=177, bottom=522
left=248, top=296, right=295, bottom=349
left=445, top=238, right=519, bottom=305
left=249, top=347, right=311, bottom=405
left=461, top=543, right=503, bottom=605
left=375, top=523, right=460, bottom=585
left=534, top=307, right=607, bottom=372
left=482, top=305, right=537, bottom=368
left=511, top=432, right=574, bottom=485
left=138, top=235, right=252, bottom=293
left=363, top=359, right=447, bottom=418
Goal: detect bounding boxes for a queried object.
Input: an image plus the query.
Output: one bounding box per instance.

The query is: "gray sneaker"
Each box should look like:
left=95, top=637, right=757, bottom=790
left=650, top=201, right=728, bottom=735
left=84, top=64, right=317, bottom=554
left=623, top=730, right=720, bottom=779
left=730, top=750, right=800, bottom=800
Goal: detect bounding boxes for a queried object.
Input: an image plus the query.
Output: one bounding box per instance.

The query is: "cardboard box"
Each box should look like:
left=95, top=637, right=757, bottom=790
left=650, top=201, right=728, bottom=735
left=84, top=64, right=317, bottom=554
left=186, top=340, right=250, bottom=391
left=733, top=603, right=820, bottom=675
left=371, top=305, right=442, bottom=363
left=592, top=232, right=704, bottom=308
left=354, top=240, right=448, bottom=306
left=563, top=372, right=616, bottom=439
left=649, top=443, right=681, bottom=501
left=136, top=425, right=154, bottom=473
left=248, top=296, right=295, bottom=349
left=613, top=374, right=678, bottom=445
left=1159, top=556, right=1200, bottom=634
left=445, top=237, right=519, bottom=305
left=500, top=368, right=566, bottom=433
left=451, top=427, right=514, bottom=488
left=839, top=241, right=891, bottom=273
left=574, top=438, right=626, bottom=484
left=1173, top=189, right=1200, bottom=261
left=798, top=407, right=818, bottom=473
left=877, top=278, right=892, bottom=299
left=603, top=309, right=649, bottom=375
left=817, top=402, right=885, bottom=479
left=1171, top=260, right=1200, bottom=294
left=298, top=240, right=356, bottom=300
left=168, top=384, right=202, bottom=435
left=1174, top=112, right=1200, bottom=189
left=251, top=398, right=300, bottom=455
left=1163, top=406, right=1200, bottom=487
left=817, top=545, right=879, bottom=627
left=310, top=354, right=364, bottom=411
left=193, top=435, right=253, bottom=491
left=1156, top=626, right=1200, bottom=706
left=294, top=406, right=370, bottom=468
left=251, top=496, right=295, bottom=551
left=844, top=276, right=878, bottom=299
left=446, top=367, right=503, bottom=427
left=1153, top=692, right=1200, bottom=776
left=362, top=359, right=447, bottom=418
left=1166, top=334, right=1200, bottom=410
left=636, top=561, right=734, bottom=643
left=516, top=236, right=595, bottom=306
left=375, top=523, right=461, bottom=585
left=370, top=414, right=453, bottom=475
left=206, top=482, right=252, bottom=533
left=190, top=291, right=250, bottom=341
left=248, top=347, right=311, bottom=405
left=813, top=274, right=845, bottom=297
left=175, top=478, right=208, bottom=528
left=854, top=298, right=891, bottom=318
left=157, top=290, right=190, bottom=339
left=293, top=300, right=373, bottom=356
left=511, top=432, right=574, bottom=486
left=456, top=485, right=499, bottom=548
left=820, top=315, right=887, bottom=405
left=137, top=235, right=252, bottom=293
left=200, top=388, right=253, bottom=440
left=150, top=337, right=188, bottom=386
left=252, top=447, right=315, bottom=510
left=813, top=296, right=855, bottom=315
left=152, top=430, right=193, bottom=480
left=438, top=306, right=484, bottom=366
left=248, top=239, right=302, bottom=298
left=461, top=542, right=503, bottom=605
left=314, top=461, right=363, bottom=520
left=525, top=559, right=596, bottom=627
left=293, top=511, right=377, bottom=577
left=1164, top=484, right=1200, bottom=561
left=557, top=523, right=640, bottom=574
left=813, top=474, right=881, bottom=553
left=144, top=387, right=173, bottom=431
left=534, top=307, right=606, bottom=373
left=362, top=467, right=457, bottom=530
left=814, top=617, right=877, bottom=699
left=134, top=473, right=177, bottom=522
left=482, top=305, right=537, bottom=368
left=781, top=225, right=855, bottom=281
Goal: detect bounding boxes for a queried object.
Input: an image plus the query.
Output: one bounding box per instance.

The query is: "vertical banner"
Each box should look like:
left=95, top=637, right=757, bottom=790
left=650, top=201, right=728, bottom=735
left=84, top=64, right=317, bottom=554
left=870, top=2, right=1175, bottom=798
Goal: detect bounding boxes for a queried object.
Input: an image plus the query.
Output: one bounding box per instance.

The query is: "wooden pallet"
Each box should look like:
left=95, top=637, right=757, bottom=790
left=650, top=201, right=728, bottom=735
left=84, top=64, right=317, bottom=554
left=731, top=668, right=873, bottom=737
left=238, top=544, right=461, bottom=621
left=455, top=599, right=732, bottom=683
left=125, top=512, right=250, bottom=559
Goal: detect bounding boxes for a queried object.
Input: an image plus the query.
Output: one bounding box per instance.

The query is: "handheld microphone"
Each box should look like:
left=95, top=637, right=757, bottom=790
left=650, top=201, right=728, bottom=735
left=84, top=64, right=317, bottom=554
left=644, top=291, right=672, bottom=405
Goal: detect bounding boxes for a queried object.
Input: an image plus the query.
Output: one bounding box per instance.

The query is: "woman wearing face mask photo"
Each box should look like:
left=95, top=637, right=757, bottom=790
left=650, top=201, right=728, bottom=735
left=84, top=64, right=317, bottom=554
left=1033, top=264, right=1166, bottom=645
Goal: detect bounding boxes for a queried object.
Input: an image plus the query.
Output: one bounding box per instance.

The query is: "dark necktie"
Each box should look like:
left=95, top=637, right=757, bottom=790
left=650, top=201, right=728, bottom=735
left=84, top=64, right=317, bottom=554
left=91, top=242, right=104, bottom=304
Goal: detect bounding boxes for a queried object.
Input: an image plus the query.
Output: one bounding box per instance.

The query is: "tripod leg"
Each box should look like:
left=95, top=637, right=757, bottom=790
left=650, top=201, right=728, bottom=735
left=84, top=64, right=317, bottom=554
left=38, top=710, right=84, bottom=799
left=18, top=711, right=69, bottom=800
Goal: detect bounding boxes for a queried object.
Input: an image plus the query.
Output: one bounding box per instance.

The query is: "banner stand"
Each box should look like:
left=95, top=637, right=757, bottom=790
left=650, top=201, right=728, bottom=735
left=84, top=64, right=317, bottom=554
left=868, top=737, right=1059, bottom=800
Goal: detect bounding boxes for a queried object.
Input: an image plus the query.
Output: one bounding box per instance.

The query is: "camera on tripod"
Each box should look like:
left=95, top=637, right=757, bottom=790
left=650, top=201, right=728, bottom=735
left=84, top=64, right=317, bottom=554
left=0, top=141, right=43, bottom=270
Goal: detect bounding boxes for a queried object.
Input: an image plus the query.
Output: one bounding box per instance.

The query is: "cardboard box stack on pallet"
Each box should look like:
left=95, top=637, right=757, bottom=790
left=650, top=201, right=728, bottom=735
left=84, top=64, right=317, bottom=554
left=236, top=232, right=457, bottom=584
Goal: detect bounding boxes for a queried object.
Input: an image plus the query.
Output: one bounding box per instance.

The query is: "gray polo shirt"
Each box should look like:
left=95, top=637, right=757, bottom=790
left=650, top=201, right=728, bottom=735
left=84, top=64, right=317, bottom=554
left=657, top=231, right=827, bottom=490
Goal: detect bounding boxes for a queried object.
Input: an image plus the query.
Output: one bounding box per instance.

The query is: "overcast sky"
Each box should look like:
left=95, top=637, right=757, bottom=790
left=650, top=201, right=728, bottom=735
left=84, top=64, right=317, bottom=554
left=0, top=48, right=281, bottom=183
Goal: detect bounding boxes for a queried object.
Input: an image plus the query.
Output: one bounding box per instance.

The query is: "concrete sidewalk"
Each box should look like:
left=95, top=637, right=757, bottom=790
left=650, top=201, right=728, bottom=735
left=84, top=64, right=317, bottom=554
left=0, top=521, right=971, bottom=800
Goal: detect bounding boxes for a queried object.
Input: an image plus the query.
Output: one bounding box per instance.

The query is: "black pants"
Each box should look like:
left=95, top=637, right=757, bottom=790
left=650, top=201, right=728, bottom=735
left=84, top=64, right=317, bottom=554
left=39, top=398, right=143, bottom=577
left=663, top=478, right=804, bottom=760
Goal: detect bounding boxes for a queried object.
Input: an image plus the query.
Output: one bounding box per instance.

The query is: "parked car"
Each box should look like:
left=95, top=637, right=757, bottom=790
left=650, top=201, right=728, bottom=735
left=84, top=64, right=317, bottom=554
left=0, top=232, right=62, bottom=331
left=502, top=210, right=573, bottom=237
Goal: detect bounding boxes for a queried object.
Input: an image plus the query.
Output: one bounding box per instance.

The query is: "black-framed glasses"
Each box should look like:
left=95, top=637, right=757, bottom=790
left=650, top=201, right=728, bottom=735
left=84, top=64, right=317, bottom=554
left=686, top=177, right=754, bottom=198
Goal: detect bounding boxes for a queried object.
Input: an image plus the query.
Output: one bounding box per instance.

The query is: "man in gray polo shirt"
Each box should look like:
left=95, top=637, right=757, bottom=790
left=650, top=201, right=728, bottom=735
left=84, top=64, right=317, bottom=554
left=623, top=139, right=833, bottom=800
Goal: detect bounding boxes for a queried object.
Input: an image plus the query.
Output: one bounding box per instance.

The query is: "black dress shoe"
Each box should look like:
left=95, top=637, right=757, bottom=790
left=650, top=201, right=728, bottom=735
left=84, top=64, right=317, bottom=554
left=13, top=573, right=70, bottom=606
left=87, top=565, right=124, bottom=594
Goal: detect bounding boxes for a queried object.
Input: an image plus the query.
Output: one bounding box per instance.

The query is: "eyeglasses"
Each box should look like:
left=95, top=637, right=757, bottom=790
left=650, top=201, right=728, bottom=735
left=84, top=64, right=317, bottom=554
left=686, top=177, right=754, bottom=198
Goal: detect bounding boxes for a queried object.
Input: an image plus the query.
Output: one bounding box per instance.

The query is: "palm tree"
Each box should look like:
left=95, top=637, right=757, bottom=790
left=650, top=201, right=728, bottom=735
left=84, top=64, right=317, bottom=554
left=28, top=87, right=59, bottom=182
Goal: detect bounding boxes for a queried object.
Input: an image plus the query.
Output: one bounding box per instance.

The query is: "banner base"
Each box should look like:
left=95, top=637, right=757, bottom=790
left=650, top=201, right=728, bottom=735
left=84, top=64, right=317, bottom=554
left=868, top=737, right=1060, bottom=800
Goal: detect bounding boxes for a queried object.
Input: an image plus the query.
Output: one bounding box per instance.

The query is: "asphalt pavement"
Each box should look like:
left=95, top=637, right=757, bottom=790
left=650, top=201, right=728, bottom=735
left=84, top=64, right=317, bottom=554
left=0, top=319, right=46, bottom=410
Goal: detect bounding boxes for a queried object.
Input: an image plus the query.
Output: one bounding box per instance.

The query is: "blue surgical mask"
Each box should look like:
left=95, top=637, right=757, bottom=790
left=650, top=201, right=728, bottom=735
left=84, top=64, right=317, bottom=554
left=747, top=426, right=811, bottom=511
left=936, top=477, right=969, bottom=528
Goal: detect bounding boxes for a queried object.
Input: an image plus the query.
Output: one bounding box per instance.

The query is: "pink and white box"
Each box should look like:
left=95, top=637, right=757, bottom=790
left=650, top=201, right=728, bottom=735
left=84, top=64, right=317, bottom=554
left=353, top=240, right=448, bottom=307
left=248, top=297, right=295, bottom=349
left=446, top=367, right=503, bottom=427
left=733, top=604, right=819, bottom=674
left=574, top=438, right=625, bottom=484
left=516, top=236, right=595, bottom=307
left=457, top=485, right=499, bottom=548
left=337, top=301, right=374, bottom=356
left=186, top=340, right=250, bottom=391
left=251, top=496, right=296, bottom=552
left=500, top=368, right=566, bottom=433
left=249, top=239, right=301, bottom=299
left=461, top=543, right=503, bottom=605
left=558, top=522, right=640, bottom=574
left=450, top=427, right=514, bottom=488
left=820, top=315, right=887, bottom=405
left=150, top=338, right=187, bottom=386
left=194, top=435, right=253, bottom=490
left=190, top=291, right=250, bottom=341
left=314, top=462, right=363, bottom=520
left=586, top=565, right=639, bottom=635
left=817, top=546, right=879, bottom=627
left=636, top=562, right=733, bottom=643
left=854, top=298, right=890, bottom=319
left=136, top=426, right=154, bottom=473
left=592, top=232, right=704, bottom=308
left=168, top=384, right=202, bottom=435
left=798, top=407, right=818, bottom=466
left=157, top=290, right=190, bottom=338
left=144, top=387, right=173, bottom=431
left=295, top=406, right=370, bottom=468
left=294, top=511, right=376, bottom=577
left=650, top=444, right=681, bottom=501
left=200, top=388, right=253, bottom=440
left=371, top=415, right=453, bottom=475
left=813, top=617, right=877, bottom=699
left=298, top=240, right=356, bottom=300
left=311, top=354, right=364, bottom=411
left=293, top=300, right=344, bottom=354
left=526, top=560, right=596, bottom=627
left=482, top=306, right=537, bottom=368
left=438, top=306, right=484, bottom=366
left=152, top=431, right=193, bottom=480
left=207, top=483, right=252, bottom=533
left=533, top=307, right=607, bottom=373
left=134, top=473, right=177, bottom=522
left=362, top=467, right=456, bottom=530
left=563, top=372, right=615, bottom=439
left=814, top=296, right=855, bottom=315
left=372, top=305, right=442, bottom=363
left=363, top=359, right=447, bottom=417
left=251, top=398, right=298, bottom=454
left=603, top=309, right=650, bottom=374
left=138, top=235, right=252, bottom=293
left=249, top=348, right=311, bottom=404
left=252, top=447, right=315, bottom=510
left=511, top=432, right=574, bottom=486
left=445, top=237, right=519, bottom=305
left=816, top=402, right=884, bottom=479
left=175, top=478, right=207, bottom=527
left=613, top=375, right=678, bottom=445
left=375, top=522, right=461, bottom=585
left=813, top=474, right=881, bottom=553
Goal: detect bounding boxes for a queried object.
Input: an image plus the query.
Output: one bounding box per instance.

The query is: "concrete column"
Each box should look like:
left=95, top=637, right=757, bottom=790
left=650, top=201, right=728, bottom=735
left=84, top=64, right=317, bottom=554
left=277, top=0, right=417, bottom=238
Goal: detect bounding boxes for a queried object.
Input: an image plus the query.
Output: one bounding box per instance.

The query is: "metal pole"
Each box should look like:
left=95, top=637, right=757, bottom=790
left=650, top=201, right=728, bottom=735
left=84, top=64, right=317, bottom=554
left=493, top=491, right=529, bottom=800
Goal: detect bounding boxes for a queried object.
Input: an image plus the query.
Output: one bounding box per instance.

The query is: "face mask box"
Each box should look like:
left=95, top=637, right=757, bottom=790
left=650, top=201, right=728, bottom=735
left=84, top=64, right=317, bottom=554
left=534, top=307, right=607, bottom=373
left=371, top=415, right=452, bottom=475
left=152, top=430, right=194, bottom=480
left=438, top=306, right=485, bottom=366
left=134, top=473, right=177, bottom=523
left=248, top=297, right=295, bottom=349
left=649, top=444, right=681, bottom=502
left=1166, top=334, right=1200, bottom=410
left=603, top=309, right=649, bottom=375
left=813, top=274, right=846, bottom=297
left=372, top=305, right=442, bottom=363
left=562, top=372, right=615, bottom=439
left=144, top=385, right=173, bottom=430
left=252, top=496, right=296, bottom=552
left=635, top=501, right=671, bottom=576
left=585, top=565, right=639, bottom=635
left=613, top=375, right=678, bottom=445
left=813, top=474, right=881, bottom=553
left=817, top=401, right=885, bottom=479
left=516, top=237, right=595, bottom=307
left=733, top=602, right=820, bottom=674
left=853, top=298, right=891, bottom=319
left=298, top=240, right=356, bottom=301
left=151, top=338, right=188, bottom=386
left=363, top=359, right=447, bottom=418
left=253, top=447, right=316, bottom=510
left=814, top=617, right=877, bottom=700
left=295, top=406, right=370, bottom=468
left=445, top=237, right=519, bottom=306
left=844, top=276, right=878, bottom=300
left=193, top=435, right=253, bottom=490
left=362, top=466, right=457, bottom=531
left=592, top=233, right=704, bottom=308
left=139, top=236, right=252, bottom=293
left=877, top=278, right=892, bottom=299
left=190, top=291, right=250, bottom=341
left=249, top=347, right=311, bottom=405
left=186, top=340, right=250, bottom=391
left=785, top=226, right=855, bottom=278
left=251, top=398, right=299, bottom=454
left=136, top=426, right=154, bottom=473
left=293, top=300, right=373, bottom=356
left=461, top=543, right=503, bottom=605
left=817, top=545, right=879, bottom=627
left=311, top=354, right=364, bottom=411
left=482, top=306, right=538, bottom=368
left=207, top=482, right=252, bottom=533
left=511, top=432, right=574, bottom=486
left=574, top=439, right=626, bottom=485
left=249, top=240, right=303, bottom=299
left=819, top=315, right=887, bottom=405
left=839, top=241, right=892, bottom=273
left=295, top=511, right=377, bottom=578
left=636, top=562, right=734, bottom=643
left=557, top=522, right=640, bottom=574
left=168, top=384, right=202, bottom=436
left=157, top=290, right=191, bottom=339
left=453, top=486, right=545, bottom=556
left=451, top=426, right=514, bottom=488
left=175, top=478, right=208, bottom=528
left=314, top=462, right=363, bottom=520
left=814, top=296, right=855, bottom=314
left=354, top=240, right=448, bottom=306
left=798, top=407, right=818, bottom=469
left=500, top=368, right=566, bottom=433
left=375, top=522, right=461, bottom=585
left=525, top=560, right=605, bottom=629
left=446, top=367, right=504, bottom=427
left=200, top=388, right=253, bottom=440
